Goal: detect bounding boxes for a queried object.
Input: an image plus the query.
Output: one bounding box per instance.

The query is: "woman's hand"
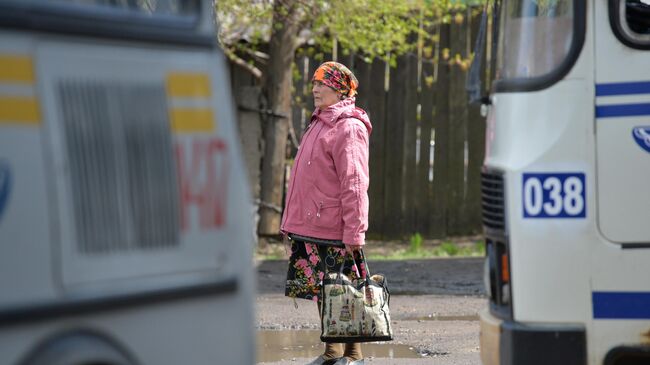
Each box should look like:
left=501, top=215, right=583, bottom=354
left=345, top=243, right=365, bottom=278
left=345, top=243, right=362, bottom=255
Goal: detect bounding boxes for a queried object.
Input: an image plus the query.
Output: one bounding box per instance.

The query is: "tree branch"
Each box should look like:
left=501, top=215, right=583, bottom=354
left=241, top=47, right=270, bottom=64
left=223, top=46, right=263, bottom=80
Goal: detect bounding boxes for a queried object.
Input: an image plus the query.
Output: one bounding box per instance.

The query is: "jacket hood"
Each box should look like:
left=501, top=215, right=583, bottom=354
left=313, top=97, right=372, bottom=135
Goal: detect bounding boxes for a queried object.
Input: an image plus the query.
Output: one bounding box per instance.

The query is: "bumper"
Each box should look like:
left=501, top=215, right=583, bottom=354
left=479, top=308, right=587, bottom=365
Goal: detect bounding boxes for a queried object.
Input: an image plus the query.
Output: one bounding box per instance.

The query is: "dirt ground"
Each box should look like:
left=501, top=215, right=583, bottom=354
left=255, top=243, right=486, bottom=365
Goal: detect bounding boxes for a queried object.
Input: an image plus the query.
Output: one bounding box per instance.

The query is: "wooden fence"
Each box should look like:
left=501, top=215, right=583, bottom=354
left=231, top=11, right=489, bottom=240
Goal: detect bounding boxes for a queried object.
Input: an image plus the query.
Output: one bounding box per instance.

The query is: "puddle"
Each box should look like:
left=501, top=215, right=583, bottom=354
left=257, top=329, right=422, bottom=362
left=402, top=314, right=479, bottom=321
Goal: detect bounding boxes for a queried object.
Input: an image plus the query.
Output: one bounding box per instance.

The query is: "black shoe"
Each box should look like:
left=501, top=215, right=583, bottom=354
left=332, top=358, right=364, bottom=365
left=306, top=355, right=341, bottom=365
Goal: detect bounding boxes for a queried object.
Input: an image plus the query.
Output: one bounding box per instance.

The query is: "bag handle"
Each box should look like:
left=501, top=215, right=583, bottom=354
left=359, top=249, right=370, bottom=279
left=326, top=248, right=373, bottom=287
left=338, top=248, right=371, bottom=284
left=355, top=251, right=390, bottom=308
left=335, top=250, right=388, bottom=307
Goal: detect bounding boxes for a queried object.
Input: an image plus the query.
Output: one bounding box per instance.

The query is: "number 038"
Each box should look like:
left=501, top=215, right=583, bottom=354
left=522, top=173, right=586, bottom=218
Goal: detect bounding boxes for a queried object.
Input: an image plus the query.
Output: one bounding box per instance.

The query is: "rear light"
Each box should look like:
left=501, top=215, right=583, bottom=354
left=501, top=253, right=510, bottom=282
left=485, top=238, right=512, bottom=317
left=500, top=253, right=511, bottom=304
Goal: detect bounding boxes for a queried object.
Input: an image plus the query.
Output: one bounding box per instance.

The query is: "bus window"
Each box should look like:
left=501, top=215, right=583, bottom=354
left=58, top=81, right=181, bottom=254
left=0, top=0, right=211, bottom=46
left=495, top=0, right=575, bottom=83
left=16, top=0, right=200, bottom=17
left=492, top=0, right=586, bottom=92
left=610, top=0, right=650, bottom=48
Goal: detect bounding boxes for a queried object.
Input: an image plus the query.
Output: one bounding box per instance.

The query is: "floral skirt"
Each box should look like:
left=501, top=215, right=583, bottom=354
left=285, top=239, right=365, bottom=303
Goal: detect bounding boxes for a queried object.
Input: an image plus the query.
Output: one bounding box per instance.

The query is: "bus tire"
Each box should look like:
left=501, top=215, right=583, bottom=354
left=18, top=328, right=139, bottom=365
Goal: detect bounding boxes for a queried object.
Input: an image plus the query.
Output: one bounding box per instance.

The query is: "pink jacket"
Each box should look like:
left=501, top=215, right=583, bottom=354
left=280, top=97, right=372, bottom=246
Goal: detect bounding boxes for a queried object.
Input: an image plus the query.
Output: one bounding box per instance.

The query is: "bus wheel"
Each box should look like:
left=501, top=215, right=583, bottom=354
left=18, top=328, right=138, bottom=365
left=605, top=345, right=650, bottom=365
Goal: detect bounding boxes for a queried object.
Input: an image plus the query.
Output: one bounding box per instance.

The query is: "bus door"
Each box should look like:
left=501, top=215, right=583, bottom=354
left=594, top=0, right=650, bottom=244
left=591, top=1, right=650, bottom=363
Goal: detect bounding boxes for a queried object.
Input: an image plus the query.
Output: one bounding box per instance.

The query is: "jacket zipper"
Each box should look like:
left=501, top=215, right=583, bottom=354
left=306, top=122, right=326, bottom=167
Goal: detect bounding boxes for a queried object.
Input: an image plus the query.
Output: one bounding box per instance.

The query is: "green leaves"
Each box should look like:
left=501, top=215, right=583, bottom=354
left=314, top=0, right=419, bottom=62
left=216, top=0, right=487, bottom=70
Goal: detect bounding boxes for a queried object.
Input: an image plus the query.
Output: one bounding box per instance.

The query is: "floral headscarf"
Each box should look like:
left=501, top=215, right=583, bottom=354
left=312, top=61, right=359, bottom=97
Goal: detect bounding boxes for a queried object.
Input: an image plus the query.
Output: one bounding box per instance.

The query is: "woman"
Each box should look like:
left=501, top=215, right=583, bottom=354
left=280, top=61, right=372, bottom=365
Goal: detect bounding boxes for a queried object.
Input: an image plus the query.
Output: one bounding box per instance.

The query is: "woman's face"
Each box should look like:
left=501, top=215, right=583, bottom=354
left=312, top=81, right=341, bottom=110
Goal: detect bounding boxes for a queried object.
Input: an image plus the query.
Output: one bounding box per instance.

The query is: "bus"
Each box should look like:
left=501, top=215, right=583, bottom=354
left=477, top=0, right=650, bottom=364
left=0, top=0, right=256, bottom=364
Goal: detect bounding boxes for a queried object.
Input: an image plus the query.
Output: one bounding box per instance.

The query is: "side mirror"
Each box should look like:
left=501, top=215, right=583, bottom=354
left=467, top=4, right=489, bottom=106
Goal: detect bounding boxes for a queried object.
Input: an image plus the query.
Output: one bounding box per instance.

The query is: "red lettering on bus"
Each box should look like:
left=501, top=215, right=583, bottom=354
left=175, top=138, right=228, bottom=231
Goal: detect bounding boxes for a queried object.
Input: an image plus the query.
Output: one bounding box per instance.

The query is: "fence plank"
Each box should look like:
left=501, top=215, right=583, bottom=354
left=447, top=15, right=469, bottom=235
left=367, top=59, right=387, bottom=239
left=235, top=86, right=263, bottom=200
left=417, top=57, right=435, bottom=237
left=402, top=54, right=419, bottom=236
left=382, top=56, right=410, bottom=239
left=353, top=58, right=371, bottom=112
left=431, top=24, right=451, bottom=238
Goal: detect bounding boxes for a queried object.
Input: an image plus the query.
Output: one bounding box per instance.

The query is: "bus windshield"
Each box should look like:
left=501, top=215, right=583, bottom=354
left=57, top=0, right=198, bottom=16
left=0, top=0, right=208, bottom=45
left=6, top=0, right=200, bottom=18
left=496, top=0, right=574, bottom=81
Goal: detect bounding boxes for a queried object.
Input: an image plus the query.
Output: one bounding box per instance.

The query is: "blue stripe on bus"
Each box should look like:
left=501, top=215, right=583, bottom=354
left=592, top=292, right=650, bottom=319
left=596, top=81, right=650, bottom=96
left=595, top=103, right=650, bottom=118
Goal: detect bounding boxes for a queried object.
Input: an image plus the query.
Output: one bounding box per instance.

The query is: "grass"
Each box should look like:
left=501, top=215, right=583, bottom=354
left=408, top=233, right=423, bottom=253
left=259, top=252, right=285, bottom=260
left=365, top=237, right=485, bottom=261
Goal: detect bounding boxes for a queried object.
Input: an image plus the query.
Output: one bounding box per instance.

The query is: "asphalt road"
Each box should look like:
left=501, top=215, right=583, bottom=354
left=256, top=257, right=485, bottom=296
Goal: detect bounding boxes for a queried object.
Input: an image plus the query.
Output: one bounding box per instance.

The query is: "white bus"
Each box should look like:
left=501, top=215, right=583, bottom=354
left=0, top=1, right=255, bottom=364
left=477, top=0, right=650, bottom=364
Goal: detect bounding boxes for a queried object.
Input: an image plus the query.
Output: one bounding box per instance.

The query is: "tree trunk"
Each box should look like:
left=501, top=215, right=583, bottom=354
left=258, top=2, right=301, bottom=236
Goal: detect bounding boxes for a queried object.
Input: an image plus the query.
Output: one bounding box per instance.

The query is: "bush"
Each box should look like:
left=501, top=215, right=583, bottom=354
left=408, top=233, right=423, bottom=253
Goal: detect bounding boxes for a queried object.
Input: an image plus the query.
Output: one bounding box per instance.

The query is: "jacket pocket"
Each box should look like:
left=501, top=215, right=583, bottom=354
left=309, top=186, right=341, bottom=229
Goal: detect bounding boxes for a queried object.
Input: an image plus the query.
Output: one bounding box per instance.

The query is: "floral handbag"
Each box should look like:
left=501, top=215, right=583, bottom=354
left=319, top=251, right=393, bottom=343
